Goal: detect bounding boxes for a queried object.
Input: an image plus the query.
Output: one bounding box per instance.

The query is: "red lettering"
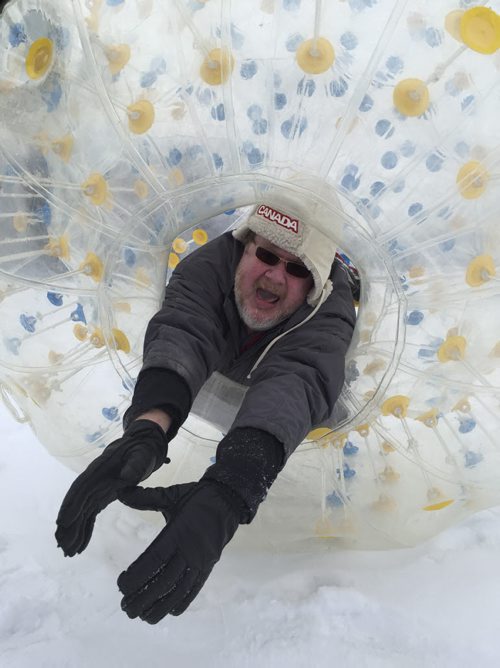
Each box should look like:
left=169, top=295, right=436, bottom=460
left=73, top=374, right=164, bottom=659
left=256, top=205, right=299, bottom=233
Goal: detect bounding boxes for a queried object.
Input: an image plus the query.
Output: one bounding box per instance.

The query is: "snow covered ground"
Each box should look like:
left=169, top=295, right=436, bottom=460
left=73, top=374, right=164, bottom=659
left=2, top=402, right=500, bottom=668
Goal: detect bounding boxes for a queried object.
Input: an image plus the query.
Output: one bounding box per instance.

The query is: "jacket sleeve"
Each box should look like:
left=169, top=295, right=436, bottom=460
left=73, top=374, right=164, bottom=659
left=125, top=233, right=239, bottom=435
left=230, top=261, right=356, bottom=460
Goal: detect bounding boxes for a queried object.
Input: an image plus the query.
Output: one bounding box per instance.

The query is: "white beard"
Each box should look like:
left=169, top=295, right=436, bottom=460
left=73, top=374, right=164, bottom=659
left=234, top=293, right=285, bottom=331
left=234, top=274, right=290, bottom=331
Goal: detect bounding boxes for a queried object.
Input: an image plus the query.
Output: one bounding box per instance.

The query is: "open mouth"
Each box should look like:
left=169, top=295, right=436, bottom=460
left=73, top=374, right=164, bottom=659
left=256, top=287, right=280, bottom=304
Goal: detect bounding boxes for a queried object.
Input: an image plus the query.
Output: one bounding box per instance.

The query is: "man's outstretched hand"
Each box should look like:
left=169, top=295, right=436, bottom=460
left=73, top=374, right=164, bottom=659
left=117, top=480, right=243, bottom=622
left=55, top=419, right=170, bottom=557
left=56, top=425, right=281, bottom=621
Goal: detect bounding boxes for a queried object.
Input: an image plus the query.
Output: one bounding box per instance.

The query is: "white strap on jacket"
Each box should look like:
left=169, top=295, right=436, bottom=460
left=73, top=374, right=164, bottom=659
left=246, top=279, right=333, bottom=380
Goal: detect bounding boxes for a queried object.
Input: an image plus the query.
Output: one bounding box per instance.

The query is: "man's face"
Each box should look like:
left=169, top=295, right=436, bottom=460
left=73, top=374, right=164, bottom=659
left=234, top=234, right=314, bottom=331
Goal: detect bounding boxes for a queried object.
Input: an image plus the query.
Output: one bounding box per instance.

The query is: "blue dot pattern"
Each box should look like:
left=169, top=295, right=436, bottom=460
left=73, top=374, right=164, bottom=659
left=0, top=0, right=499, bottom=551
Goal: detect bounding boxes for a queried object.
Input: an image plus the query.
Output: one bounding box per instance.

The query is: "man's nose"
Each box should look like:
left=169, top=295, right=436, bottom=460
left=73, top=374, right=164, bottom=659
left=263, top=261, right=287, bottom=283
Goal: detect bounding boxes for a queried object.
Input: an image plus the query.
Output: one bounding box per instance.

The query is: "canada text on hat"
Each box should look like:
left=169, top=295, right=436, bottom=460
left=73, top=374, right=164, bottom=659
left=256, top=204, right=300, bottom=234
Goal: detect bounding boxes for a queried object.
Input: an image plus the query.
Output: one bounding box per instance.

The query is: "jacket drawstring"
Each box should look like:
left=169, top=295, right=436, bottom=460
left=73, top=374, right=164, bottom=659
left=246, top=279, right=333, bottom=380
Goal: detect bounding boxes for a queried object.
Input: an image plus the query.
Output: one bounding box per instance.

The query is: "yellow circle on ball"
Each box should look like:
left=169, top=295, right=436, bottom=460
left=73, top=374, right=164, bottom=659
left=172, top=238, right=188, bottom=254
left=82, top=173, right=108, bottom=206
left=296, top=37, right=335, bottom=74
left=445, top=10, right=465, bottom=42
left=90, top=328, right=106, bottom=348
left=416, top=408, right=439, bottom=428
left=45, top=235, right=70, bottom=260
left=135, top=268, right=151, bottom=286
left=200, top=48, right=234, bottom=85
left=73, top=324, right=88, bottom=342
left=133, top=180, right=149, bottom=199
left=393, top=78, right=430, bottom=117
left=111, top=329, right=131, bottom=354
left=127, top=99, right=155, bottom=135
left=80, top=252, right=104, bottom=283
left=106, top=44, right=131, bottom=75
left=456, top=160, right=489, bottom=199
left=465, top=254, right=495, bottom=287
left=168, top=253, right=180, bottom=269
left=460, top=7, right=500, bottom=54
left=13, top=213, right=28, bottom=233
left=192, top=229, right=208, bottom=245
left=167, top=168, right=185, bottom=187
left=307, top=427, right=332, bottom=441
left=437, top=335, right=467, bottom=363
left=381, top=395, right=410, bottom=418
left=26, top=38, right=54, bottom=80
left=423, top=498, right=454, bottom=512
left=51, top=135, right=74, bottom=163
left=409, top=265, right=425, bottom=279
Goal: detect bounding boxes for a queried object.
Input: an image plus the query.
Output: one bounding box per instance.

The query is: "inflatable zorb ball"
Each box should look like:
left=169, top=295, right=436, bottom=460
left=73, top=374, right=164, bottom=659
left=0, top=0, right=500, bottom=549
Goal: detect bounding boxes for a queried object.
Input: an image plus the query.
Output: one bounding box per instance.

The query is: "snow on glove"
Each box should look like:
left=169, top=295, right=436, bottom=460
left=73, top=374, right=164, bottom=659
left=117, top=480, right=243, bottom=622
left=55, top=419, right=170, bottom=557
left=116, top=427, right=284, bottom=622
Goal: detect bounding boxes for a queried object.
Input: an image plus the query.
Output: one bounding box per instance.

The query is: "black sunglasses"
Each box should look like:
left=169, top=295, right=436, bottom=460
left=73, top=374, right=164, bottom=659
left=254, top=245, right=311, bottom=279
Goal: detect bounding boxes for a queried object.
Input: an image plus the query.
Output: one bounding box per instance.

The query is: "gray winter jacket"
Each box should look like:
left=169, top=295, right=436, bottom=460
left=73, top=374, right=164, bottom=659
left=126, top=231, right=356, bottom=461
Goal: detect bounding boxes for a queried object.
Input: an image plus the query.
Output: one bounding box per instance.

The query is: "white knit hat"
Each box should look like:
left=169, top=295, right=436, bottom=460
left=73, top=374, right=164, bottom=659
left=233, top=189, right=342, bottom=306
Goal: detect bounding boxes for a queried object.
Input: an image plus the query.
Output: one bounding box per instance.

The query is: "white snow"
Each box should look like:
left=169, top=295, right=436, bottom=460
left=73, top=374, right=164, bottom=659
left=1, top=402, right=500, bottom=668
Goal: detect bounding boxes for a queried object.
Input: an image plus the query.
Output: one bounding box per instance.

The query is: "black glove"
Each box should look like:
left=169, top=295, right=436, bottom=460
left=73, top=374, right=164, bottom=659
left=117, top=480, right=243, bottom=621
left=116, top=427, right=285, bottom=622
left=55, top=419, right=170, bottom=557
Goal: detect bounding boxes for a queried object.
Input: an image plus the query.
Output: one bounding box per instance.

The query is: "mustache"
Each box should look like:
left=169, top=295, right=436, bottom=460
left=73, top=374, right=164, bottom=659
left=256, top=279, right=284, bottom=299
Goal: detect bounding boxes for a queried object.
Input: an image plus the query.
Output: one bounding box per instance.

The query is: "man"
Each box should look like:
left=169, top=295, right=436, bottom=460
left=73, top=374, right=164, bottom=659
left=55, top=198, right=356, bottom=623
